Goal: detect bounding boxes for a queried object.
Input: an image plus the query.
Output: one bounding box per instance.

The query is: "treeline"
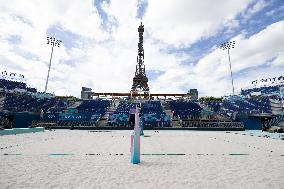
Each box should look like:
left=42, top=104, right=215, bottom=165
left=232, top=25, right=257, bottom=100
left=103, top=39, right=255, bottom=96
left=199, top=96, right=223, bottom=103
left=55, top=95, right=78, bottom=100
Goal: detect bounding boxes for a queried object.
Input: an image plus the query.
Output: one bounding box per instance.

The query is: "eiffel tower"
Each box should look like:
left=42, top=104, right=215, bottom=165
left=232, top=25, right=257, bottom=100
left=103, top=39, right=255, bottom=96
left=131, top=22, right=149, bottom=95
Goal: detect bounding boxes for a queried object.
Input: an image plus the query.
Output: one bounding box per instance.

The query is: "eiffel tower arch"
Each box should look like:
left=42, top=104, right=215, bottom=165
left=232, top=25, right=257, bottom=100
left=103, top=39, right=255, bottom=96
left=131, top=22, right=150, bottom=98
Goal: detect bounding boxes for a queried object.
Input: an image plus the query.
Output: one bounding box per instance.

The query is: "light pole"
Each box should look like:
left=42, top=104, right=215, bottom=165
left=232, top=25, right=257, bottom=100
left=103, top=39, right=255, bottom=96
left=220, top=40, right=236, bottom=96
left=44, top=36, right=62, bottom=93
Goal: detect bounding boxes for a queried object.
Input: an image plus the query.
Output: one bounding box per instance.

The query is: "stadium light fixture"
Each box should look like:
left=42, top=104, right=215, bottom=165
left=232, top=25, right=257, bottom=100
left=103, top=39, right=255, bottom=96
left=44, top=36, right=62, bottom=93
left=220, top=40, right=236, bottom=96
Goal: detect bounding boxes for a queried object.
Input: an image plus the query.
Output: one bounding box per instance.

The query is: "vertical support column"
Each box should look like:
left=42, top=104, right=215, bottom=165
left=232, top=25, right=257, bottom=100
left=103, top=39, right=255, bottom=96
left=280, top=86, right=284, bottom=108
left=227, top=48, right=235, bottom=96
left=131, top=105, right=141, bottom=164
left=44, top=45, right=54, bottom=93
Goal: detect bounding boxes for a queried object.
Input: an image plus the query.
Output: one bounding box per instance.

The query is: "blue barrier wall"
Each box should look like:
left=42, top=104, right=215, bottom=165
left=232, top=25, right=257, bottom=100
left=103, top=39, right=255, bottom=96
left=236, top=114, right=262, bottom=130
left=0, top=127, right=44, bottom=136
left=12, top=112, right=40, bottom=128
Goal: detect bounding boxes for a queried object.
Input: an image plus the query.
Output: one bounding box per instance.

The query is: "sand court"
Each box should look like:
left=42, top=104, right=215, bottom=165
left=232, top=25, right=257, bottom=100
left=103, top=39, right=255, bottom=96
left=1, top=130, right=284, bottom=188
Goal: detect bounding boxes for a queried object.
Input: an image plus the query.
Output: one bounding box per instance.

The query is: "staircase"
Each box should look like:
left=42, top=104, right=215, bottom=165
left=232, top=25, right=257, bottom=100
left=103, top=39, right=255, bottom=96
left=265, top=115, right=284, bottom=128
left=68, top=101, right=82, bottom=109
left=162, top=101, right=172, bottom=117
left=200, top=102, right=231, bottom=121
left=161, top=100, right=180, bottom=127
left=212, top=113, right=231, bottom=121
left=97, top=100, right=120, bottom=127
left=270, top=98, right=284, bottom=115
left=0, top=96, right=5, bottom=111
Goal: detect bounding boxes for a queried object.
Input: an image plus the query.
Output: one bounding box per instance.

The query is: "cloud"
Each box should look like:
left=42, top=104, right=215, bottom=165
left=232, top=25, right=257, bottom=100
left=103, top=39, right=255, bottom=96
left=151, top=20, right=284, bottom=96
left=242, top=0, right=270, bottom=20
left=0, top=0, right=283, bottom=98
left=265, top=4, right=284, bottom=17
left=143, top=0, right=255, bottom=47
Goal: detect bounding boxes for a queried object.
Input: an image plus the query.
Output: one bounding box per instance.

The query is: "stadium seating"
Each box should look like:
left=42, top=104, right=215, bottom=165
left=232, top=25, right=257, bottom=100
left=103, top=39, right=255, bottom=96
left=222, top=97, right=271, bottom=114
left=207, top=101, right=222, bottom=112
left=1, top=75, right=281, bottom=129
left=0, top=79, right=27, bottom=90
left=169, top=100, right=202, bottom=120
left=140, top=101, right=171, bottom=127
left=27, top=87, right=37, bottom=93
left=0, top=78, right=37, bottom=93
left=3, top=94, right=72, bottom=113
left=107, top=100, right=171, bottom=127
left=77, top=99, right=110, bottom=115
left=107, top=101, right=137, bottom=126
left=241, top=85, right=282, bottom=96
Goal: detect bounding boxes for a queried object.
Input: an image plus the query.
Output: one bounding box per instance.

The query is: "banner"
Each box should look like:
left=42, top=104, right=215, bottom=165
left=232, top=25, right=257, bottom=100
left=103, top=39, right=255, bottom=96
left=44, top=113, right=100, bottom=121
left=59, top=113, right=89, bottom=121
left=44, top=113, right=59, bottom=121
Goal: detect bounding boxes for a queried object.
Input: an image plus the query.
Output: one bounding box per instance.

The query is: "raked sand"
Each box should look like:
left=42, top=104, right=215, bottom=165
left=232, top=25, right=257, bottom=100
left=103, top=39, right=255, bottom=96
left=1, top=130, right=284, bottom=189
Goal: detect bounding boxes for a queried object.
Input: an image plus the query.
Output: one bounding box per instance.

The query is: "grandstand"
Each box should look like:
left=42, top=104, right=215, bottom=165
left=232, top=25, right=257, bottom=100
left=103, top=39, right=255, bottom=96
left=204, top=84, right=284, bottom=130
left=0, top=23, right=283, bottom=132
left=1, top=73, right=284, bottom=131
left=140, top=100, right=171, bottom=127
left=3, top=93, right=72, bottom=113
left=221, top=96, right=271, bottom=114
left=169, top=100, right=202, bottom=120
left=34, top=99, right=111, bottom=128
left=241, top=84, right=283, bottom=96
left=107, top=100, right=171, bottom=128
left=0, top=77, right=108, bottom=128
left=0, top=78, right=37, bottom=93
left=107, top=101, right=136, bottom=127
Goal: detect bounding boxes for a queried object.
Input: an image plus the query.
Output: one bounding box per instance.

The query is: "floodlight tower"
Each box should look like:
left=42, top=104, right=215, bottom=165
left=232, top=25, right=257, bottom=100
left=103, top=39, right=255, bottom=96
left=220, top=41, right=236, bottom=96
left=44, top=36, right=62, bottom=93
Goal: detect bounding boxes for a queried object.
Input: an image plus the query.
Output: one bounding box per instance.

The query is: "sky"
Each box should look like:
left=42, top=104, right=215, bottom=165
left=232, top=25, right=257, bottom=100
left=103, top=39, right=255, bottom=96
left=0, top=0, right=283, bottom=97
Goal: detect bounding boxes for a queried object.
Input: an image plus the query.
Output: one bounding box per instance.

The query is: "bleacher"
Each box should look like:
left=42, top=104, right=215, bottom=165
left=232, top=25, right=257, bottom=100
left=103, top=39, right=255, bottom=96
left=27, top=87, right=37, bottom=93
left=31, top=100, right=110, bottom=128
left=222, top=97, right=271, bottom=114
left=140, top=101, right=171, bottom=127
left=241, top=85, right=282, bottom=96
left=0, top=78, right=37, bottom=93
left=0, top=76, right=113, bottom=128
left=207, top=101, right=222, bottom=112
left=2, top=93, right=73, bottom=113
left=107, top=101, right=136, bottom=126
left=169, top=100, right=202, bottom=120
left=0, top=79, right=26, bottom=90
left=76, top=99, right=110, bottom=125
left=77, top=99, right=110, bottom=115
left=0, top=72, right=280, bottom=130
left=204, top=95, right=273, bottom=116
left=107, top=100, right=171, bottom=127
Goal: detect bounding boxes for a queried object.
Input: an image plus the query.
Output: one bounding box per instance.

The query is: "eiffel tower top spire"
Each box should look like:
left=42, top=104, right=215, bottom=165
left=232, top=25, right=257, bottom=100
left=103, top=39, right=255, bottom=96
left=131, top=22, right=149, bottom=93
left=136, top=22, right=145, bottom=76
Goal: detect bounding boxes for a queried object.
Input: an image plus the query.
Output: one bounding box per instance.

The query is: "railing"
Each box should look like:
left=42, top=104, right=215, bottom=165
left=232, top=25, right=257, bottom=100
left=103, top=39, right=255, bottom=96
left=264, top=115, right=284, bottom=128
left=180, top=120, right=244, bottom=128
left=31, top=120, right=99, bottom=128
